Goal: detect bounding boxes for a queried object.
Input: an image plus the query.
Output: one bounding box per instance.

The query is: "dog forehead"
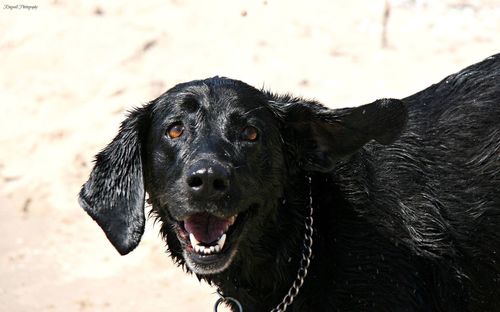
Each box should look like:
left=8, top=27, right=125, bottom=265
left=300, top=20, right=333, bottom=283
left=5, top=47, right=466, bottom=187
left=159, top=79, right=269, bottom=118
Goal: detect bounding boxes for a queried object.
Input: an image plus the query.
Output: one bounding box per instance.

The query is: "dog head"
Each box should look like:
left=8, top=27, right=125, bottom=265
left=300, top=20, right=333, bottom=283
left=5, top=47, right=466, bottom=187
left=79, top=77, right=407, bottom=275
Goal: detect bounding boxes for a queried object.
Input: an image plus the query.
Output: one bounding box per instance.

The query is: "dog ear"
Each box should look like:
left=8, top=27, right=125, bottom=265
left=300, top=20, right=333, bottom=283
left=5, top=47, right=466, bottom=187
left=79, top=106, right=150, bottom=255
left=273, top=98, right=407, bottom=172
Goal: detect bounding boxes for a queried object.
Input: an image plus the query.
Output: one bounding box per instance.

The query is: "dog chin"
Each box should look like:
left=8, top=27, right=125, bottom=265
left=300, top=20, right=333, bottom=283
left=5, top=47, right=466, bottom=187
left=183, top=246, right=238, bottom=275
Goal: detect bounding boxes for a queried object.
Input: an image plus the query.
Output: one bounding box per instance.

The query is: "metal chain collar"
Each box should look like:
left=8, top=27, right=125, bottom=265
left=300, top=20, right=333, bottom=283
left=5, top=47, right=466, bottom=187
left=214, top=176, right=314, bottom=312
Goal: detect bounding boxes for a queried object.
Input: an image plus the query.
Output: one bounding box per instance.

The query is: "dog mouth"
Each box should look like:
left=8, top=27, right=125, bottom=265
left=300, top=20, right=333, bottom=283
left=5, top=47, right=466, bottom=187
left=175, top=210, right=246, bottom=274
left=184, top=212, right=237, bottom=255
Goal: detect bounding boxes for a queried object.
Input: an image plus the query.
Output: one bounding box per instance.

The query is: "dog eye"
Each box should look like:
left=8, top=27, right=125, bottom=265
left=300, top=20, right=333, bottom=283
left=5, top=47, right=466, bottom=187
left=241, top=126, right=259, bottom=142
left=167, top=123, right=185, bottom=139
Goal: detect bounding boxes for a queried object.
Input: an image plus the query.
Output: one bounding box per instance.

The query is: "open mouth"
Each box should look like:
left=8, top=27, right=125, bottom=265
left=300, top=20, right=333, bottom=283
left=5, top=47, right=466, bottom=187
left=185, top=213, right=236, bottom=255
left=175, top=211, right=245, bottom=274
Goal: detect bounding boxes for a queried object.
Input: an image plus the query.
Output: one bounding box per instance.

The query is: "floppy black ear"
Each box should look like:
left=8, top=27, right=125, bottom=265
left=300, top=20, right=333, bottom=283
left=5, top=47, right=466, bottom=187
left=79, top=106, right=150, bottom=255
left=274, top=98, right=407, bottom=172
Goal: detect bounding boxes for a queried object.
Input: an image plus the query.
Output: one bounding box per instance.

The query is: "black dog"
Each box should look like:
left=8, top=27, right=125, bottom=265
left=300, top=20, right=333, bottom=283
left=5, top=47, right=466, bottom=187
left=79, top=54, right=500, bottom=311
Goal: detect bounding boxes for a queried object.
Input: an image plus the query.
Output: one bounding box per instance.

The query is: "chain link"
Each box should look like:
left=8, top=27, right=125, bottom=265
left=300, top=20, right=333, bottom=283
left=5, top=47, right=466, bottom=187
left=215, top=176, right=314, bottom=312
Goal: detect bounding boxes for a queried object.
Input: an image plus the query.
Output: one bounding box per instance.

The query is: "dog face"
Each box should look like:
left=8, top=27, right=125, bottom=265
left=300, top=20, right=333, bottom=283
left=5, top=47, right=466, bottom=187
left=79, top=77, right=407, bottom=275
left=143, top=79, right=287, bottom=274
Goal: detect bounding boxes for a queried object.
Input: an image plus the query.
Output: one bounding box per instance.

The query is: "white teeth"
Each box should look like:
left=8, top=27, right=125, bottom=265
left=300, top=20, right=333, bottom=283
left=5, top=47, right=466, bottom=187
left=217, top=234, right=226, bottom=250
left=189, top=233, right=200, bottom=247
left=186, top=214, right=236, bottom=256
left=194, top=244, right=202, bottom=253
left=188, top=233, right=227, bottom=255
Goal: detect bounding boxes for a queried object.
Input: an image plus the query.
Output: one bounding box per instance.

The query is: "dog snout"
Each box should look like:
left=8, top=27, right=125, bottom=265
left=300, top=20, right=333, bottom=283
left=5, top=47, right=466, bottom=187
left=186, top=159, right=230, bottom=199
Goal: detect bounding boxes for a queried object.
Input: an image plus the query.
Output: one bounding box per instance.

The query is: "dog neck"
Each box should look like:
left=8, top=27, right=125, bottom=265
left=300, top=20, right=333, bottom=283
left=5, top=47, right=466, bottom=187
left=208, top=176, right=315, bottom=311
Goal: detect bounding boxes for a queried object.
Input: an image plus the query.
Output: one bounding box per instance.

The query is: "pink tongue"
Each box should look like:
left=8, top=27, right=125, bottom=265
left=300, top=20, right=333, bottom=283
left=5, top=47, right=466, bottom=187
left=184, top=213, right=230, bottom=244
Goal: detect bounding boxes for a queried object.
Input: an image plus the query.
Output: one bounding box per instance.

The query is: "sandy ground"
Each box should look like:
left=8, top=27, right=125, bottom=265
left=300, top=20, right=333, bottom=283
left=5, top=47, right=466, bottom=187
left=1, top=0, right=499, bottom=311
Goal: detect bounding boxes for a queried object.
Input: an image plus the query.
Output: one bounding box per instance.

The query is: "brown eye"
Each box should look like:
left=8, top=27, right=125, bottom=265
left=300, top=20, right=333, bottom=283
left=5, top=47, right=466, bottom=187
left=241, top=126, right=259, bottom=141
left=167, top=123, right=184, bottom=139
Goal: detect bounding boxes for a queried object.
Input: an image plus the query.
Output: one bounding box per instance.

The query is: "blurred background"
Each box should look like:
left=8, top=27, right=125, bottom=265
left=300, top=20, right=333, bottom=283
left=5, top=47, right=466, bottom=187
left=1, top=0, right=499, bottom=311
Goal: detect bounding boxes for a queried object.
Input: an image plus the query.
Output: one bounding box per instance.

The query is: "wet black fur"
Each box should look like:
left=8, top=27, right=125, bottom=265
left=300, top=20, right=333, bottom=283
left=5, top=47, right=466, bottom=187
left=80, top=54, right=500, bottom=311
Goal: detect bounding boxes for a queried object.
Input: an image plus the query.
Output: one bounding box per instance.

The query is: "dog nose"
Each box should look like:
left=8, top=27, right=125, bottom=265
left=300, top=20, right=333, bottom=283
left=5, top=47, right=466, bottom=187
left=186, top=160, right=230, bottom=198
